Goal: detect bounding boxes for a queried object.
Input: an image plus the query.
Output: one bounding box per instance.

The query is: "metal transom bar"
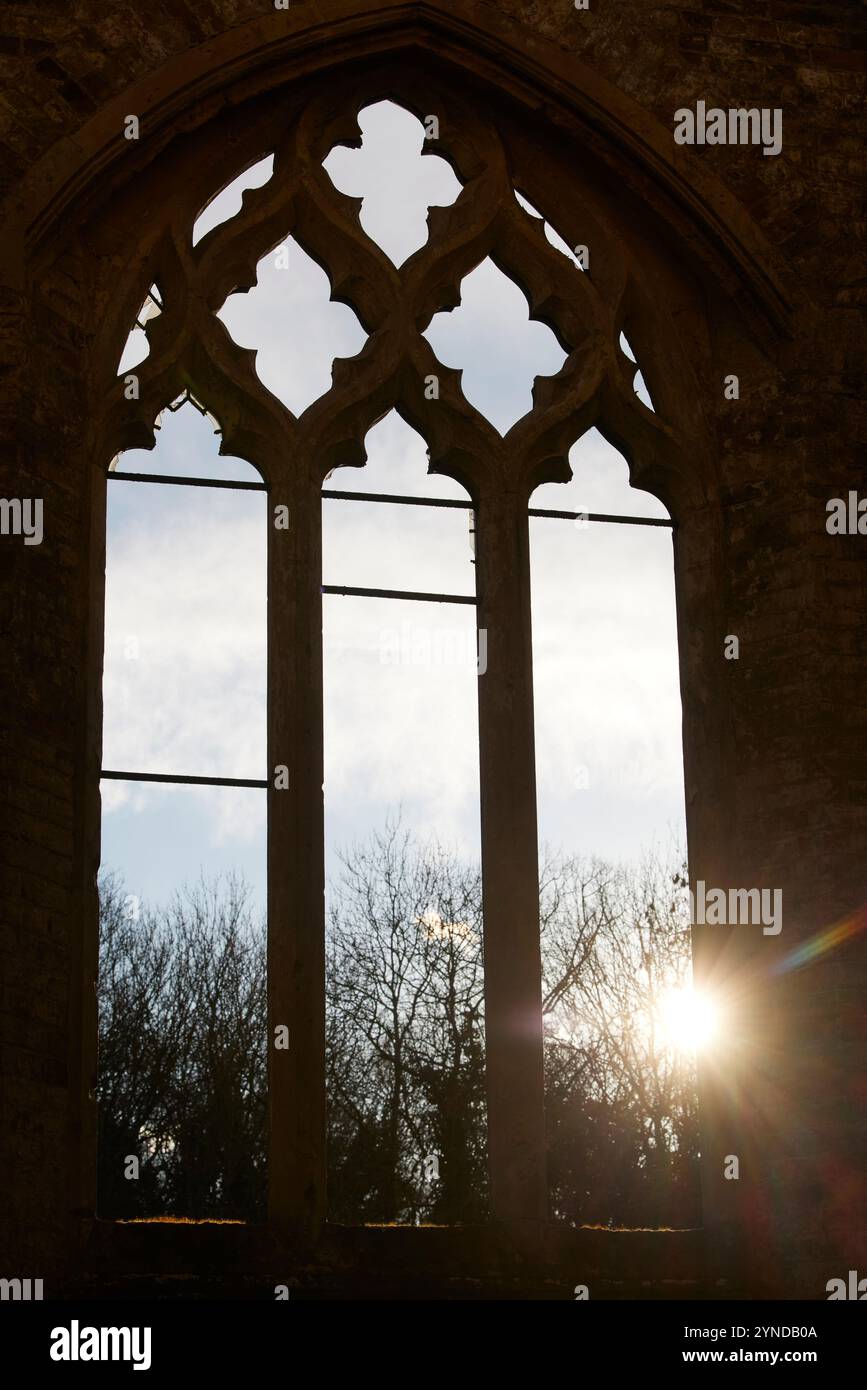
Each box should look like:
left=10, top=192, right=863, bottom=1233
left=322, top=584, right=475, bottom=604
left=110, top=470, right=268, bottom=491
left=108, top=472, right=673, bottom=527
left=101, top=770, right=268, bottom=788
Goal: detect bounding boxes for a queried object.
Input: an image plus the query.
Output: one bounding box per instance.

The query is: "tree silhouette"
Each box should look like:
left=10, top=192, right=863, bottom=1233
left=96, top=826, right=699, bottom=1227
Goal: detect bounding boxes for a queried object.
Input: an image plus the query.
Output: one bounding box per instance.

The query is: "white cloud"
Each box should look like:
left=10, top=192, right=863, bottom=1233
left=103, top=409, right=267, bottom=852
left=101, top=103, right=686, bottom=910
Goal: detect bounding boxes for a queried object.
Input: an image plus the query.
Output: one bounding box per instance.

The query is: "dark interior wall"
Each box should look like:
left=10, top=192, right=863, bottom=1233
left=1, top=1, right=864, bottom=1295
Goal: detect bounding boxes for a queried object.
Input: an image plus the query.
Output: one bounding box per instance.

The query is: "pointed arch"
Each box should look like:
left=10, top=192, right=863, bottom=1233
left=42, top=8, right=800, bottom=1258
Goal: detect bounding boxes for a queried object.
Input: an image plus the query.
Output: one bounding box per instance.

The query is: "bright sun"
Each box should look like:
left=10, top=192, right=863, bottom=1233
left=659, top=987, right=719, bottom=1054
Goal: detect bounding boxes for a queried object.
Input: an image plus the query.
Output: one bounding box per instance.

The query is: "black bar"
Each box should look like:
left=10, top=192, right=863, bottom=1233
left=109, top=470, right=267, bottom=492
left=322, top=487, right=471, bottom=510
left=322, top=584, right=476, bottom=605
left=6, top=1298, right=859, bottom=1366
left=101, top=770, right=268, bottom=788
left=528, top=506, right=672, bottom=527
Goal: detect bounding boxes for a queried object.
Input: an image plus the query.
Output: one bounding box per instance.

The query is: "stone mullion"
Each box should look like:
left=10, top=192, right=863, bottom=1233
left=267, top=462, right=326, bottom=1236
left=474, top=482, right=548, bottom=1224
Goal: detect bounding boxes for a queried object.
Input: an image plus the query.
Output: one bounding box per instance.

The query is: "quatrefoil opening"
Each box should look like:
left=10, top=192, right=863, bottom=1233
left=322, top=100, right=463, bottom=268
left=217, top=236, right=368, bottom=416
left=423, top=259, right=569, bottom=436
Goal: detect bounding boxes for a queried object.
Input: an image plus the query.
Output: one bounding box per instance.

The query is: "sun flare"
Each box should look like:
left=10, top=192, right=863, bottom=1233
left=658, top=987, right=719, bottom=1054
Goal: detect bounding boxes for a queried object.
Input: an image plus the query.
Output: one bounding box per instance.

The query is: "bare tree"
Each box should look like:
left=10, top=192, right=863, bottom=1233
left=97, top=830, right=699, bottom=1228
left=325, top=818, right=487, bottom=1223
left=541, top=851, right=700, bottom=1226
left=97, top=873, right=266, bottom=1219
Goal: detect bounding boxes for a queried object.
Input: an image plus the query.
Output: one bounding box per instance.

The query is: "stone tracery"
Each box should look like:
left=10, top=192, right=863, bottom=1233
left=97, top=74, right=689, bottom=1232
left=103, top=79, right=675, bottom=505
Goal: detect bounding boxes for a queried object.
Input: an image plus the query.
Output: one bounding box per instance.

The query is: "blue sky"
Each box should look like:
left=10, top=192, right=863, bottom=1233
left=103, top=100, right=686, bottom=916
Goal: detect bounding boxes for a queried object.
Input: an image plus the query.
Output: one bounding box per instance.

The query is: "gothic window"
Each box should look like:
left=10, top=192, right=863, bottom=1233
left=99, top=79, right=689, bottom=1230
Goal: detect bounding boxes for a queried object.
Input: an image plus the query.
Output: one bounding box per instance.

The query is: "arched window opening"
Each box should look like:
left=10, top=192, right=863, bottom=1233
left=98, top=399, right=268, bottom=1221
left=322, top=412, right=487, bottom=1225
left=529, top=428, right=699, bottom=1228
left=93, top=74, right=698, bottom=1237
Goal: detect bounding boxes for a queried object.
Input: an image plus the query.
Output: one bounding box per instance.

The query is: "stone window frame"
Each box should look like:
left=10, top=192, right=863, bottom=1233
left=102, top=391, right=675, bottom=1227
left=91, top=66, right=702, bottom=1235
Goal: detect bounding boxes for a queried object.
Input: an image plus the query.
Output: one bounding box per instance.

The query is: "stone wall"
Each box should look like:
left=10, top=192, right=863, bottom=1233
left=1, top=1, right=865, bottom=1296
